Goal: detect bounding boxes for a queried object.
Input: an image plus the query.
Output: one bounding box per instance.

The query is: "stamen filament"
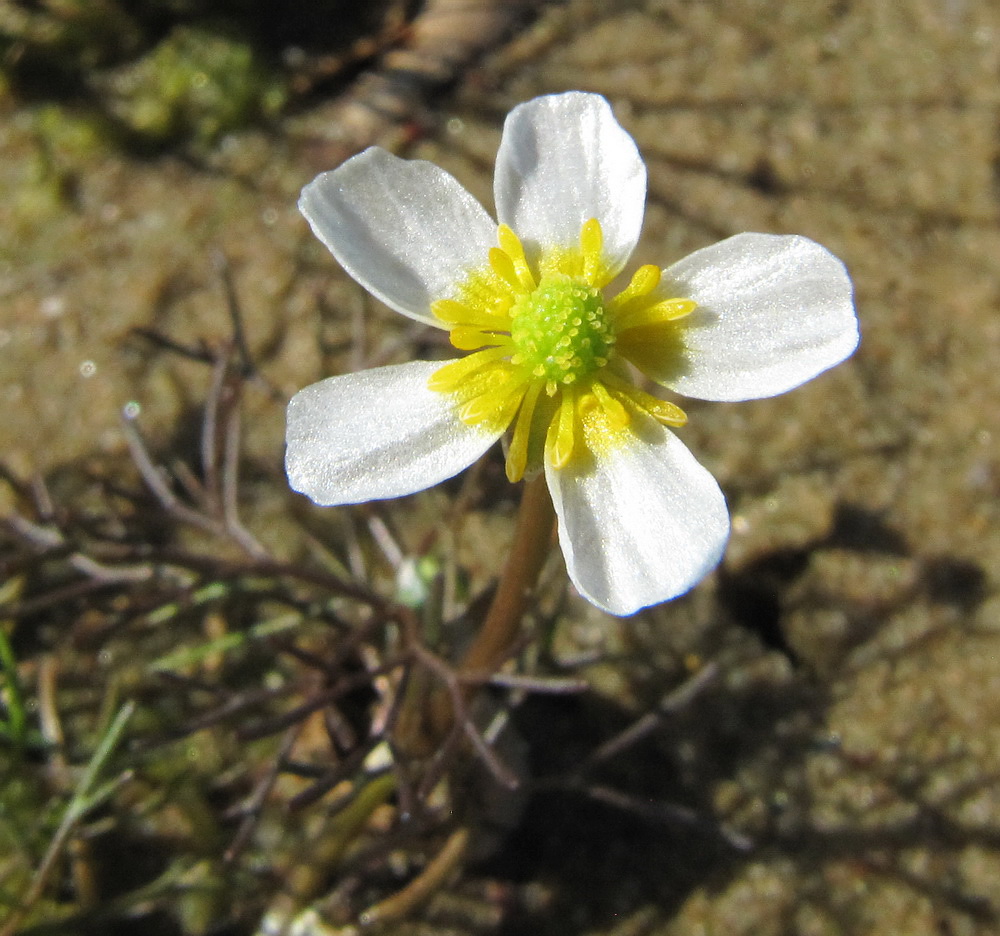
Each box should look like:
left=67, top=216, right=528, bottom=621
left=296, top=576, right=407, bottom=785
left=505, top=380, right=544, bottom=482
left=497, top=225, right=537, bottom=292
left=608, top=264, right=661, bottom=309
left=580, top=218, right=603, bottom=285
left=432, top=298, right=510, bottom=330
left=449, top=328, right=512, bottom=351
left=588, top=380, right=630, bottom=430
left=615, top=298, right=696, bottom=332
left=459, top=379, right=526, bottom=429
left=603, top=373, right=687, bottom=427
left=489, top=247, right=528, bottom=295
left=427, top=345, right=511, bottom=392
left=545, top=387, right=577, bottom=469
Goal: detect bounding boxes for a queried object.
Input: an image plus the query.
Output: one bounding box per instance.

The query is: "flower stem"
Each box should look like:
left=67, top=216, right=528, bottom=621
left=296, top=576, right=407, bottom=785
left=457, top=471, right=555, bottom=678
left=427, top=471, right=555, bottom=743
left=403, top=471, right=555, bottom=751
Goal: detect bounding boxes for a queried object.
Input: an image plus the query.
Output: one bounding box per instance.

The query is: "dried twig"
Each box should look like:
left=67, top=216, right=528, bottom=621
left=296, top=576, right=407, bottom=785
left=583, top=662, right=720, bottom=771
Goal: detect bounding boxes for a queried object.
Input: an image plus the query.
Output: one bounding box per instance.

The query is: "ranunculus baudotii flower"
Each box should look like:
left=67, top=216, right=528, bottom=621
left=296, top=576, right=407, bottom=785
left=286, top=92, right=859, bottom=616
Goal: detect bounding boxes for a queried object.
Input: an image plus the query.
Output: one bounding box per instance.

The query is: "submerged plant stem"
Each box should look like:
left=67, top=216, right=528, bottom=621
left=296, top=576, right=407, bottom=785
left=458, top=471, right=555, bottom=679
left=433, top=472, right=555, bottom=740
left=399, top=472, right=554, bottom=754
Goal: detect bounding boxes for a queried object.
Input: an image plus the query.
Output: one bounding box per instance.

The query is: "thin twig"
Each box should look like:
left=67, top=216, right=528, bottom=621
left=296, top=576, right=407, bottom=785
left=225, top=725, right=302, bottom=863
left=358, top=826, right=470, bottom=926
left=483, top=671, right=589, bottom=694
left=579, top=783, right=754, bottom=853
left=200, top=342, right=232, bottom=510
left=0, top=576, right=117, bottom=619
left=7, top=512, right=156, bottom=584
left=220, top=388, right=267, bottom=558
left=37, top=655, right=68, bottom=785
left=30, top=473, right=55, bottom=522
left=130, top=327, right=215, bottom=365
left=584, top=662, right=720, bottom=771
left=287, top=741, right=381, bottom=811
left=120, top=413, right=221, bottom=535
left=212, top=250, right=256, bottom=379
left=412, top=642, right=521, bottom=792
left=237, top=658, right=403, bottom=742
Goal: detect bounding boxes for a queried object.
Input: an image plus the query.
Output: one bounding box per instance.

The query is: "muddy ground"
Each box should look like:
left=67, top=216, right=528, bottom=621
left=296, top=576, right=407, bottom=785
left=1, top=1, right=998, bottom=934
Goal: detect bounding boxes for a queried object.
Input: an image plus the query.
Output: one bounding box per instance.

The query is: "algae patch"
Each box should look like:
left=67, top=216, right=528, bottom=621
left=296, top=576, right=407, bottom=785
left=102, top=25, right=288, bottom=151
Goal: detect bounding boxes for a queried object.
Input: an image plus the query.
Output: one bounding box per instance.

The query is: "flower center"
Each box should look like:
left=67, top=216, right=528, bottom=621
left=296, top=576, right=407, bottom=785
left=427, top=218, right=695, bottom=482
left=509, top=277, right=615, bottom=386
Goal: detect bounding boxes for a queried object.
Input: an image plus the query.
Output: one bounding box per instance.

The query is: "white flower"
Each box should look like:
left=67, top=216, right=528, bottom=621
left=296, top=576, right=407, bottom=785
left=286, top=92, right=859, bottom=616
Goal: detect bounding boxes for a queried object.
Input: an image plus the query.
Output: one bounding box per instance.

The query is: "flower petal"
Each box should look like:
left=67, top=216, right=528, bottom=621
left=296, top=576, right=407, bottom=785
left=286, top=361, right=501, bottom=505
left=647, top=233, right=858, bottom=401
left=546, top=418, right=729, bottom=616
left=494, top=92, right=646, bottom=277
left=299, top=148, right=497, bottom=327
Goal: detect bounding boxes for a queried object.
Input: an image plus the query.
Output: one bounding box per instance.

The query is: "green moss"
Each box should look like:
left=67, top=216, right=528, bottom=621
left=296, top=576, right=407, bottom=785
left=109, top=25, right=288, bottom=150
left=2, top=104, right=110, bottom=234
left=33, top=102, right=108, bottom=158
left=0, top=0, right=145, bottom=94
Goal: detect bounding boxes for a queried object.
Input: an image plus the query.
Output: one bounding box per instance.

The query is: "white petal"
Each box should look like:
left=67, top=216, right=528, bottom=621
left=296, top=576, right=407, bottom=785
left=546, top=419, right=729, bottom=616
left=286, top=361, right=501, bottom=505
left=655, top=233, right=859, bottom=401
left=494, top=92, right=646, bottom=277
left=299, top=148, right=497, bottom=327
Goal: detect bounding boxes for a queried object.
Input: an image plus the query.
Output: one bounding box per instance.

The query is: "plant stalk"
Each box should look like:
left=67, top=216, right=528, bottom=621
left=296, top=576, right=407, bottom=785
left=457, top=471, right=555, bottom=678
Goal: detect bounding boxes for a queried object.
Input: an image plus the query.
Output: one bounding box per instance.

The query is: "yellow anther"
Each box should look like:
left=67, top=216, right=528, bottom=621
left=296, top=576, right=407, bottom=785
left=489, top=247, right=527, bottom=294
left=639, top=396, right=687, bottom=427
left=459, top=393, right=499, bottom=423
left=449, top=327, right=509, bottom=351
left=458, top=380, right=525, bottom=430
left=505, top=381, right=544, bottom=482
left=497, top=225, right=537, bottom=292
left=603, top=373, right=687, bottom=427
left=580, top=218, right=604, bottom=284
left=497, top=224, right=522, bottom=256
left=616, top=298, right=696, bottom=332
left=431, top=298, right=509, bottom=329
left=609, top=265, right=662, bottom=310
left=588, top=380, right=630, bottom=430
left=427, top=346, right=510, bottom=392
left=545, top=389, right=577, bottom=469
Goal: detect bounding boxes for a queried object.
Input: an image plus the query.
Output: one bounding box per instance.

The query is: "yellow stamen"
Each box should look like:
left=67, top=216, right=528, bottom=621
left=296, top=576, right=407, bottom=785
left=615, top=298, right=696, bottom=332
left=459, top=379, right=526, bottom=431
left=432, top=298, right=509, bottom=330
left=427, top=346, right=510, bottom=392
left=428, top=218, right=695, bottom=475
left=587, top=380, right=630, bottom=430
left=637, top=395, right=687, bottom=427
left=451, top=359, right=517, bottom=404
left=489, top=247, right=528, bottom=294
left=580, top=218, right=603, bottom=285
left=497, top=225, right=537, bottom=292
left=603, top=373, right=687, bottom=427
left=449, top=328, right=511, bottom=351
left=505, top=381, right=544, bottom=483
left=545, top=388, right=577, bottom=469
left=608, top=264, right=661, bottom=309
